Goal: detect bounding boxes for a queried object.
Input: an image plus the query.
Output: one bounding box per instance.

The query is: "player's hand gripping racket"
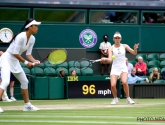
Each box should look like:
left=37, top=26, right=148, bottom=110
left=33, top=48, right=67, bottom=65
left=74, top=58, right=101, bottom=70
left=26, top=48, right=67, bottom=77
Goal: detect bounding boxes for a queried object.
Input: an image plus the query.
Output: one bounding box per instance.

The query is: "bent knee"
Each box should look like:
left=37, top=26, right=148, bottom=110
left=20, top=79, right=29, bottom=89
left=122, top=81, right=128, bottom=86
left=111, top=82, right=117, bottom=88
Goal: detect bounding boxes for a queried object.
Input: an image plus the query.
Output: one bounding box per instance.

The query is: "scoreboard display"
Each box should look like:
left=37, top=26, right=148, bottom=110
left=66, top=76, right=120, bottom=98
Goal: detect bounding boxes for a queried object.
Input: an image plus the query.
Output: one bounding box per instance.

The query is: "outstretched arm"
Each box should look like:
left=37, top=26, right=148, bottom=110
left=101, top=46, right=112, bottom=63
left=124, top=43, right=139, bottom=55
left=108, top=47, right=112, bottom=61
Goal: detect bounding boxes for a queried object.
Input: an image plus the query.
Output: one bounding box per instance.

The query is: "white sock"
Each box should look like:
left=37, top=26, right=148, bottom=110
left=127, top=97, right=131, bottom=100
left=25, top=102, right=31, bottom=106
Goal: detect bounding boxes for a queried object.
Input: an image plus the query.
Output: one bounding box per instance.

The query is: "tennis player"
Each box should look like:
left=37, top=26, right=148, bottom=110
left=0, top=18, right=41, bottom=113
left=101, top=31, right=139, bottom=104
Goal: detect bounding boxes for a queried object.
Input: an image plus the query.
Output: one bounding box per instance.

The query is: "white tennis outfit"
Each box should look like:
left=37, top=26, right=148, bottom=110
left=110, top=44, right=128, bottom=76
left=0, top=32, right=35, bottom=90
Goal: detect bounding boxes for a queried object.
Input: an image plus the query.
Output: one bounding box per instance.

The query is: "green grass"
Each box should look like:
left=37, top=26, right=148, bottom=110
left=0, top=99, right=165, bottom=125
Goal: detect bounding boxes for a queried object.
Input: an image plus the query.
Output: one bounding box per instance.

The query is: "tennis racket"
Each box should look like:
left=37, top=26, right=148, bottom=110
left=33, top=48, right=67, bottom=65
left=74, top=58, right=101, bottom=70
left=27, top=49, right=67, bottom=77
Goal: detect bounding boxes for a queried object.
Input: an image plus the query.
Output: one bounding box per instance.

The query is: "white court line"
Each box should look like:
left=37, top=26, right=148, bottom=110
left=1, top=114, right=164, bottom=118
left=1, top=102, right=165, bottom=111
left=0, top=120, right=164, bottom=125
left=0, top=115, right=136, bottom=119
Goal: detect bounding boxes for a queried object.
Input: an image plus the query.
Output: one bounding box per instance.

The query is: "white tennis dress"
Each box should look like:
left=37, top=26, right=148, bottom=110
left=110, top=44, right=128, bottom=76
left=0, top=32, right=35, bottom=73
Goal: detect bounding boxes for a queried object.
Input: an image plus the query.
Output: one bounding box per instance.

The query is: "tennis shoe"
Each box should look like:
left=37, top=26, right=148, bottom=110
left=10, top=97, right=17, bottom=101
left=111, top=98, right=119, bottom=105
left=126, top=97, right=135, bottom=104
left=23, top=104, right=39, bottom=111
left=2, top=98, right=13, bottom=102
left=0, top=107, right=3, bottom=113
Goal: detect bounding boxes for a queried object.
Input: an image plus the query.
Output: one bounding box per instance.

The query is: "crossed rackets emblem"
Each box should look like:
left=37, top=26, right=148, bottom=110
left=83, top=34, right=93, bottom=43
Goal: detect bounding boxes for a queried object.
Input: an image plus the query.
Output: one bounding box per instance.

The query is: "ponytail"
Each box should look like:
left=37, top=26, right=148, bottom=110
left=10, top=18, right=34, bottom=43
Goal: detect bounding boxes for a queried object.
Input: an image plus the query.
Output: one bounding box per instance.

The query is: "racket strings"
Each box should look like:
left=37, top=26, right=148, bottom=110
left=48, top=49, right=67, bottom=64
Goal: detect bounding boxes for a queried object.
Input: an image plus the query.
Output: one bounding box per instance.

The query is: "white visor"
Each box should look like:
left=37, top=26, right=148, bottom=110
left=114, top=34, right=121, bottom=38
left=25, top=20, right=41, bottom=29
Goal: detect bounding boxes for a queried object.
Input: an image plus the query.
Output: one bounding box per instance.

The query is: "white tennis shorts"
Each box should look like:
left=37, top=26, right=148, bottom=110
left=110, top=66, right=128, bottom=76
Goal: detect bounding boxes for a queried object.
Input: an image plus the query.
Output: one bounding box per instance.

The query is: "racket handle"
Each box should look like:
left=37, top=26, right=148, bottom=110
left=32, top=61, right=40, bottom=66
left=94, top=59, right=101, bottom=62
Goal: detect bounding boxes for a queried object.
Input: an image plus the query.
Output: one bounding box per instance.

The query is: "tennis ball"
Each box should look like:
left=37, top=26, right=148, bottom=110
left=112, top=55, right=116, bottom=59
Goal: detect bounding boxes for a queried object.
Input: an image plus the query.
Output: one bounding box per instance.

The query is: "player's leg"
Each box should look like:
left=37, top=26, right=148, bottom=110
left=120, top=72, right=135, bottom=104
left=107, top=64, right=110, bottom=75
left=2, top=89, right=13, bottom=102
left=10, top=73, right=16, bottom=101
left=0, top=77, right=13, bottom=102
left=13, top=71, right=39, bottom=111
left=120, top=72, right=129, bottom=97
left=10, top=81, right=16, bottom=101
left=110, top=74, right=119, bottom=104
left=0, top=68, right=11, bottom=112
left=101, top=64, right=105, bottom=75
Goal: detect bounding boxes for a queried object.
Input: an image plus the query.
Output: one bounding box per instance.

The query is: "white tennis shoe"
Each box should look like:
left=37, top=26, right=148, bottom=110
left=0, top=107, right=3, bottom=113
left=10, top=97, right=17, bottom=101
left=127, top=97, right=135, bottom=104
left=2, top=98, right=13, bottom=102
left=111, top=98, right=119, bottom=105
left=23, top=104, right=39, bottom=111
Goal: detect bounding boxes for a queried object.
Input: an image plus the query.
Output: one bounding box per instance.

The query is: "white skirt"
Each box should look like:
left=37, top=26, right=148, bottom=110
left=110, top=65, right=128, bottom=76
left=0, top=52, right=23, bottom=73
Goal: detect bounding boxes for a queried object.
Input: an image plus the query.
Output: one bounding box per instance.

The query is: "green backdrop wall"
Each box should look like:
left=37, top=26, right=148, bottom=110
left=0, top=23, right=165, bottom=52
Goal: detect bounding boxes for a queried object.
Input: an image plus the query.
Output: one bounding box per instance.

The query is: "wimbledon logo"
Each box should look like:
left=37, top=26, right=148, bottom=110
left=79, top=29, right=97, bottom=48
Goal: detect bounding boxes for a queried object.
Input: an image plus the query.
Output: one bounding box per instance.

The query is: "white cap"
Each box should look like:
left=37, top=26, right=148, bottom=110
left=25, top=20, right=41, bottom=29
left=114, top=34, right=121, bottom=38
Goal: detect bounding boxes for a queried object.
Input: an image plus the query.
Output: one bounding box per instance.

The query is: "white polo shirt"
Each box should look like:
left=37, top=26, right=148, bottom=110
left=99, top=41, right=111, bottom=53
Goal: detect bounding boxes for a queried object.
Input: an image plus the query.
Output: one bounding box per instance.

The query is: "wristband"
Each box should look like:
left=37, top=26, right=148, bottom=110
left=24, top=60, right=28, bottom=65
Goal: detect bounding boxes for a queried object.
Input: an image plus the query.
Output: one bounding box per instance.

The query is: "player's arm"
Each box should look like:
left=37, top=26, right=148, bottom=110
left=124, top=44, right=139, bottom=55
left=101, top=46, right=112, bottom=63
left=26, top=55, right=36, bottom=62
left=26, top=41, right=40, bottom=65
left=108, top=46, right=112, bottom=60
left=12, top=36, right=30, bottom=63
left=0, top=51, right=3, bottom=56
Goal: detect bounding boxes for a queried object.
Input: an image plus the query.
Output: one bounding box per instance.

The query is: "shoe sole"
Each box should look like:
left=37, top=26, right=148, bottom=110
left=127, top=101, right=135, bottom=104
left=2, top=101, right=13, bottom=102
left=23, top=109, right=39, bottom=111
left=0, top=109, right=4, bottom=113
left=111, top=102, right=118, bottom=105
left=111, top=103, right=117, bottom=105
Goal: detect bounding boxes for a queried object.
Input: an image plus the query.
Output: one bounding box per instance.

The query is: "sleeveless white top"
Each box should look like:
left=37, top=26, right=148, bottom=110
left=111, top=44, right=127, bottom=69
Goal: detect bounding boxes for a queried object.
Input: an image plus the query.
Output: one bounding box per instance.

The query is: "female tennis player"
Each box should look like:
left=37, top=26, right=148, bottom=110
left=0, top=18, right=41, bottom=113
left=101, top=31, right=139, bottom=104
